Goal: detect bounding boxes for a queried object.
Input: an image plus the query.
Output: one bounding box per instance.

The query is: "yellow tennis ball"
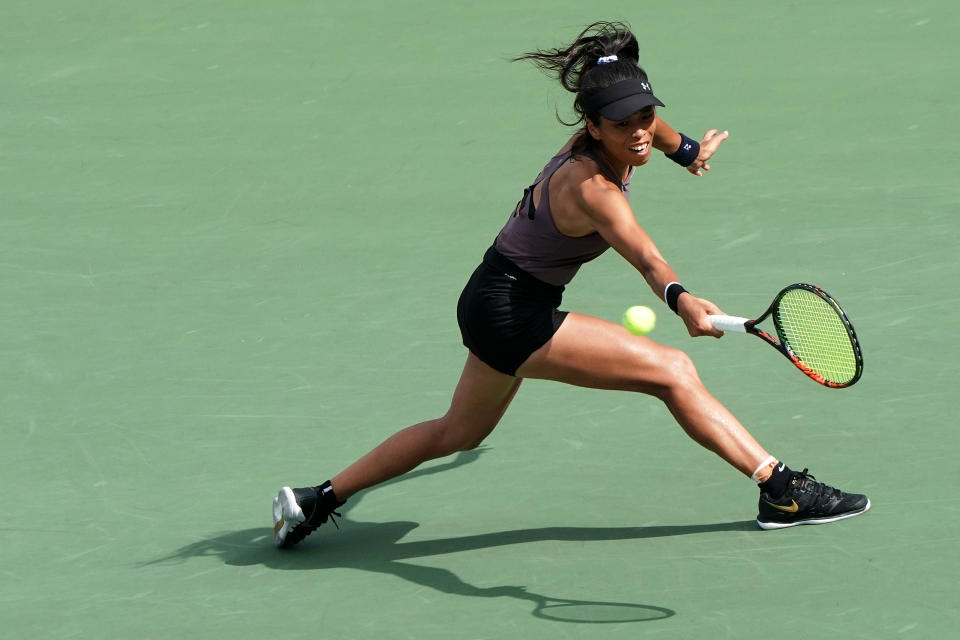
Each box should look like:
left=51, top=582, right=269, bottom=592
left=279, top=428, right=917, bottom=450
left=623, top=305, right=656, bottom=335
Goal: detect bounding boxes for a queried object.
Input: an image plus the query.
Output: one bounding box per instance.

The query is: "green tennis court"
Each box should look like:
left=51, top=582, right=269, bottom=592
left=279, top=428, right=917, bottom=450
left=2, top=1, right=957, bottom=637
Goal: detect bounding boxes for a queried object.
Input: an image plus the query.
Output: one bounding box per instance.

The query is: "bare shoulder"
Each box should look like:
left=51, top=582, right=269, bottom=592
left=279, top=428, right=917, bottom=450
left=564, top=156, right=624, bottom=211
left=549, top=153, right=629, bottom=235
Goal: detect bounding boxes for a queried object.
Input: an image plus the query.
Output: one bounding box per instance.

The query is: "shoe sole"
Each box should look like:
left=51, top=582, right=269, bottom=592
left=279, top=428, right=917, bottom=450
left=757, top=498, right=871, bottom=530
left=273, top=486, right=305, bottom=548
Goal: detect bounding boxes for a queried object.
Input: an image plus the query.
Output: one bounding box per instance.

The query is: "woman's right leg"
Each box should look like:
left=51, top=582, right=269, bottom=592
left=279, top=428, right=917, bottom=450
left=330, top=352, right=522, bottom=501
left=514, top=313, right=869, bottom=530
left=516, top=313, right=771, bottom=478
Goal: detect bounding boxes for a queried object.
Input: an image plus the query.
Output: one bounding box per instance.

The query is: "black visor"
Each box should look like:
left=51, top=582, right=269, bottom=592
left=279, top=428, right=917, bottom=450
left=583, top=78, right=665, bottom=121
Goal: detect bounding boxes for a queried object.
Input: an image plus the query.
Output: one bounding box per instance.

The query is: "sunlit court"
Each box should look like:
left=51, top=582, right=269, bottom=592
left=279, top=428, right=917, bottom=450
left=2, top=1, right=957, bottom=637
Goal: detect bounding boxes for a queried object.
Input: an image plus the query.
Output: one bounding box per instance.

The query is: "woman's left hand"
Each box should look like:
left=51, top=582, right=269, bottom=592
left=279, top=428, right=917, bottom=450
left=686, top=129, right=729, bottom=177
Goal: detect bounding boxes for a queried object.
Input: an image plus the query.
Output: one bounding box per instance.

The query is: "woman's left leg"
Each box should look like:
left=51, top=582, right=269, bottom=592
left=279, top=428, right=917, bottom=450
left=330, top=353, right=522, bottom=501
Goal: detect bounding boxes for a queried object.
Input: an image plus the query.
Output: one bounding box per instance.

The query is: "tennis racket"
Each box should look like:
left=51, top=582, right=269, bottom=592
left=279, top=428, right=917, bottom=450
left=708, top=283, right=863, bottom=388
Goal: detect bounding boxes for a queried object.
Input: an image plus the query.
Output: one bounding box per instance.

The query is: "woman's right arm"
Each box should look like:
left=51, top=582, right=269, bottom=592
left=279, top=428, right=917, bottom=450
left=575, top=176, right=723, bottom=337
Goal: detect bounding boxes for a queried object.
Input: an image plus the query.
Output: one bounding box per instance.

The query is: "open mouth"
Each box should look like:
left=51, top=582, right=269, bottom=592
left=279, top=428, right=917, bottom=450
left=629, top=142, right=649, bottom=154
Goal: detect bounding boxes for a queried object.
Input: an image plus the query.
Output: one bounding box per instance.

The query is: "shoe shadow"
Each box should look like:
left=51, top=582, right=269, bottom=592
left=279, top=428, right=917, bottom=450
left=145, top=449, right=754, bottom=624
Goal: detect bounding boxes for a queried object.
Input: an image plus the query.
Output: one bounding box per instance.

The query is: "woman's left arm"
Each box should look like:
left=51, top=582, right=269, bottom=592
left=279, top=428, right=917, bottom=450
left=653, top=116, right=729, bottom=177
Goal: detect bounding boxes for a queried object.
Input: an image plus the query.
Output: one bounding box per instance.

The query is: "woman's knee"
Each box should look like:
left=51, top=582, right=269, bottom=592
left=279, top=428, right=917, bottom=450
left=458, top=436, right=487, bottom=451
left=432, top=414, right=498, bottom=455
left=647, top=347, right=702, bottom=399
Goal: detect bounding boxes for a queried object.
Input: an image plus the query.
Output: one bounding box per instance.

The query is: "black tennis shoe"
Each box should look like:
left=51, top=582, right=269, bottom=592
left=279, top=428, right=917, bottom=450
left=273, top=481, right=343, bottom=548
left=757, top=468, right=870, bottom=530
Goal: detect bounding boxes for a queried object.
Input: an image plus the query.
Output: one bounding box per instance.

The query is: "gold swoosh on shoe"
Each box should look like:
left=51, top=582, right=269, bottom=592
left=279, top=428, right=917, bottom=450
left=763, top=499, right=799, bottom=513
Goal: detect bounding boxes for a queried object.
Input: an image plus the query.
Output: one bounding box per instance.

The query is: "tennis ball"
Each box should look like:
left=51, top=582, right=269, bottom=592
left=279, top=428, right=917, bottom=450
left=622, top=305, right=656, bottom=335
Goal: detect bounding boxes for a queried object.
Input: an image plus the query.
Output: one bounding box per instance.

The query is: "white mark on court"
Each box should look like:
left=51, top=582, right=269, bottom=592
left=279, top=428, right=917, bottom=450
left=79, top=442, right=108, bottom=487
left=879, top=392, right=943, bottom=404
left=896, top=298, right=958, bottom=312
left=898, top=623, right=918, bottom=633
left=187, top=568, right=223, bottom=580
left=26, top=355, right=56, bottom=381
left=863, top=254, right=924, bottom=272
left=887, top=316, right=912, bottom=327
left=30, top=65, right=87, bottom=85
left=59, top=544, right=108, bottom=564
left=0, top=262, right=104, bottom=286
left=721, top=232, right=759, bottom=250
left=915, top=19, right=930, bottom=26
left=110, top=422, right=151, bottom=466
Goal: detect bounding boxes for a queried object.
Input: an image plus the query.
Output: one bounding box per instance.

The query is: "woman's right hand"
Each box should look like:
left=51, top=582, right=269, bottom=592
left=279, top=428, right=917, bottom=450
left=677, top=294, right=724, bottom=338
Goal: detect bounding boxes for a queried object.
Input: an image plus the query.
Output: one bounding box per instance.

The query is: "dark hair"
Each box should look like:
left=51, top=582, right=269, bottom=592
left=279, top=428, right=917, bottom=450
left=514, top=21, right=652, bottom=154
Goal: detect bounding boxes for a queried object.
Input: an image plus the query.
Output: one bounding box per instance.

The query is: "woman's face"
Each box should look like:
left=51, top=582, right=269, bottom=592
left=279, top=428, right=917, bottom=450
left=587, top=106, right=657, bottom=170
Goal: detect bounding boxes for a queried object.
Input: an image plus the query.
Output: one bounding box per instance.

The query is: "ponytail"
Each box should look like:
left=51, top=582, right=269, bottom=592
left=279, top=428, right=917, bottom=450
left=514, top=21, right=651, bottom=128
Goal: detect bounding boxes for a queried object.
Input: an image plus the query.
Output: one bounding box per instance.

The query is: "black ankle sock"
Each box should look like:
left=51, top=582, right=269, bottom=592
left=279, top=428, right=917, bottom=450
left=758, top=463, right=793, bottom=499
left=315, top=480, right=344, bottom=506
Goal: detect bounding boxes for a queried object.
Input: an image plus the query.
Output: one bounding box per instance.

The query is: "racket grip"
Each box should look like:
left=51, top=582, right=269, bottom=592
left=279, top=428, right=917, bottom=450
left=708, top=314, right=750, bottom=333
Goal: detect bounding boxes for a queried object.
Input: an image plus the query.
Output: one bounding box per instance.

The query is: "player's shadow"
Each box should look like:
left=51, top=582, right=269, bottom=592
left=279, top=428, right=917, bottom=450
left=146, top=449, right=754, bottom=623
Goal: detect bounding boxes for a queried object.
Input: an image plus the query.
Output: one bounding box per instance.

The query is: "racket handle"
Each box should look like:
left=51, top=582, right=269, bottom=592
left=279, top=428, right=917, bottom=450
left=708, top=314, right=750, bottom=333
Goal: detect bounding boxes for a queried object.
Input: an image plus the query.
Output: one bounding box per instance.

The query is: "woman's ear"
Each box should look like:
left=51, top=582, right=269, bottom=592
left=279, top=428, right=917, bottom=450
left=585, top=117, right=602, bottom=141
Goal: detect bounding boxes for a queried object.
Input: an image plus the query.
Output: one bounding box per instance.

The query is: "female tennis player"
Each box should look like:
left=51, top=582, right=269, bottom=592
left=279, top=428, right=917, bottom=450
left=273, top=22, right=869, bottom=547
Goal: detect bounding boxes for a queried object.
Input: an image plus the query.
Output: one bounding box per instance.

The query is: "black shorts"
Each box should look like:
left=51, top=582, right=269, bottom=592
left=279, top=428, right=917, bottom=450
left=457, top=246, right=568, bottom=375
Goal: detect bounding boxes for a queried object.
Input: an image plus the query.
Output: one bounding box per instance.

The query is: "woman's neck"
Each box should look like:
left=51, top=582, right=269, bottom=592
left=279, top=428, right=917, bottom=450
left=594, top=148, right=629, bottom=186
left=567, top=131, right=630, bottom=186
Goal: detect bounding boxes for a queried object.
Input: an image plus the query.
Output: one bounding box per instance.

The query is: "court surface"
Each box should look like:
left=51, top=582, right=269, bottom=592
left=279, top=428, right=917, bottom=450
left=2, top=1, right=958, bottom=638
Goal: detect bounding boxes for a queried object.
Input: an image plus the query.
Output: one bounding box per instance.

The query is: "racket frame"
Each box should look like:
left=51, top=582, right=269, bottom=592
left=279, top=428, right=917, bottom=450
left=713, top=283, right=863, bottom=388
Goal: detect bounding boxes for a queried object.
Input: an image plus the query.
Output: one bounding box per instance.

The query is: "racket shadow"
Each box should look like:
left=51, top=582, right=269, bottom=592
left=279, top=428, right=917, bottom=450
left=145, top=449, right=753, bottom=623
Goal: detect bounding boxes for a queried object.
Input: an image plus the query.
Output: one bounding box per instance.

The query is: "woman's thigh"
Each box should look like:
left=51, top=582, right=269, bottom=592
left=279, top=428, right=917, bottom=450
left=441, top=352, right=524, bottom=447
left=515, top=312, right=695, bottom=394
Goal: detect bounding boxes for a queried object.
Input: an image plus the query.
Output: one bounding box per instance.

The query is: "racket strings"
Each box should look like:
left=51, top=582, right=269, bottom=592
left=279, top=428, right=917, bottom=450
left=773, top=289, right=858, bottom=384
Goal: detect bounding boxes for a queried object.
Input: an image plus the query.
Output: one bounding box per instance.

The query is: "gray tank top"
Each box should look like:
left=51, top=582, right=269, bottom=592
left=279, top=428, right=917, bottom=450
left=494, top=149, right=632, bottom=286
